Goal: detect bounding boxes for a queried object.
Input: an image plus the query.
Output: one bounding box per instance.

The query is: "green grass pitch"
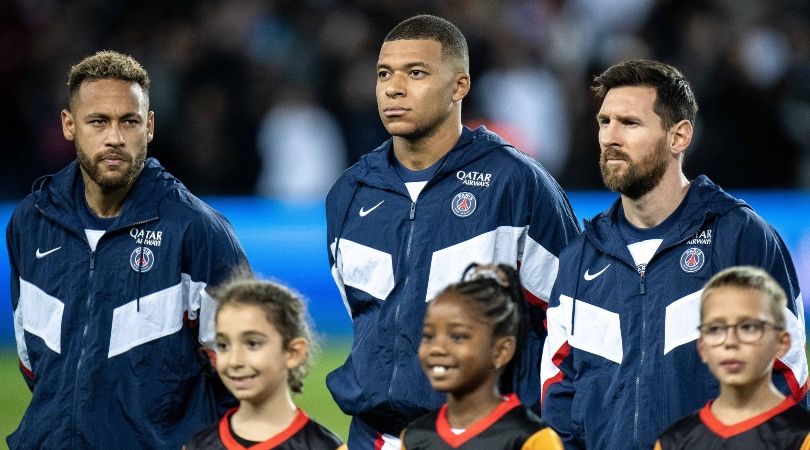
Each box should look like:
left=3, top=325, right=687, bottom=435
left=0, top=342, right=351, bottom=449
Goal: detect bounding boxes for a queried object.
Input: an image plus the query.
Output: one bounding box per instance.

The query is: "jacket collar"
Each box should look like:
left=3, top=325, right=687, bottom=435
left=583, top=175, right=747, bottom=256
left=350, top=125, right=505, bottom=193
left=32, top=157, right=177, bottom=232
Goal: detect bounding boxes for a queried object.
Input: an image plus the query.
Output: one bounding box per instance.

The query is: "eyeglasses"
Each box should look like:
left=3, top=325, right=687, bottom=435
left=697, top=320, right=784, bottom=346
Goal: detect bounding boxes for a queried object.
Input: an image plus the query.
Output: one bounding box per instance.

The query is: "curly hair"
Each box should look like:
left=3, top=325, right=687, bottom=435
left=67, top=50, right=150, bottom=107
left=212, top=268, right=315, bottom=394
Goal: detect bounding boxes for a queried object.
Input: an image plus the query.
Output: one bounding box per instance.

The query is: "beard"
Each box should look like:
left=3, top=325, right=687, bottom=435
left=600, top=138, right=669, bottom=200
left=76, top=142, right=147, bottom=193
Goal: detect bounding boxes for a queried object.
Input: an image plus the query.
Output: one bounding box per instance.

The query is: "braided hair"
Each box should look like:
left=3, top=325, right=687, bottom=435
left=435, top=263, right=529, bottom=393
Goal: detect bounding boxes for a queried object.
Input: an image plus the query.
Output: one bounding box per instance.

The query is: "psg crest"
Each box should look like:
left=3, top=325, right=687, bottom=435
left=451, top=192, right=477, bottom=218
left=680, top=247, right=705, bottom=273
left=130, top=247, right=155, bottom=273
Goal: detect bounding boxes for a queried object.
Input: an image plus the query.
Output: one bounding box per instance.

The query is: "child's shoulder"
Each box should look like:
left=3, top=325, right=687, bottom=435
left=299, top=414, right=346, bottom=450
left=780, top=402, right=810, bottom=430
left=182, top=421, right=221, bottom=450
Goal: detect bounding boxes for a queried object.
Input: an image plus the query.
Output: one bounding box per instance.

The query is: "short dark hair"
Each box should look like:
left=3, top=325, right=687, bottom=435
left=213, top=268, right=314, bottom=394
left=384, top=14, right=469, bottom=72
left=701, top=266, right=787, bottom=328
left=592, top=59, right=698, bottom=130
left=67, top=50, right=150, bottom=108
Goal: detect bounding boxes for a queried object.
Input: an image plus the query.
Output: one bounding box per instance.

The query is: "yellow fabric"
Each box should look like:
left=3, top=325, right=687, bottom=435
left=653, top=441, right=663, bottom=450
left=520, top=427, right=564, bottom=450
left=800, top=432, right=810, bottom=450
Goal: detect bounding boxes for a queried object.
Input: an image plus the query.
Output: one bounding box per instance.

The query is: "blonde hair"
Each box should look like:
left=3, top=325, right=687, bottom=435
left=701, top=266, right=787, bottom=328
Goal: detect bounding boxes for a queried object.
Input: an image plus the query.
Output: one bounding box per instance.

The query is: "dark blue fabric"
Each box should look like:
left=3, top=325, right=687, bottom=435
left=7, top=158, right=248, bottom=449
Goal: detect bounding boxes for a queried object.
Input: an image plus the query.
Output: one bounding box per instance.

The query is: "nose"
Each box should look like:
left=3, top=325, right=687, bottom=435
left=385, top=74, right=405, bottom=98
left=724, top=326, right=741, bottom=347
left=427, top=339, right=448, bottom=356
left=105, top=121, right=125, bottom=147
left=226, top=345, right=245, bottom=367
left=599, top=121, right=620, bottom=150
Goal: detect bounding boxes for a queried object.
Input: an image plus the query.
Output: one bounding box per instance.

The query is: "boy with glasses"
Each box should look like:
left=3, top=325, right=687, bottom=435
left=655, top=266, right=810, bottom=449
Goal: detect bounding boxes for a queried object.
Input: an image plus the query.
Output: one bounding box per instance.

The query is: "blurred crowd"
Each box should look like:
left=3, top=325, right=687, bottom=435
left=1, top=0, right=809, bottom=200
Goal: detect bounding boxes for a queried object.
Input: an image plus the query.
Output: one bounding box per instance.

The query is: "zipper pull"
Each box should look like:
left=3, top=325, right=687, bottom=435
left=409, top=202, right=416, bottom=220
left=639, top=272, right=646, bottom=295
left=89, top=251, right=96, bottom=270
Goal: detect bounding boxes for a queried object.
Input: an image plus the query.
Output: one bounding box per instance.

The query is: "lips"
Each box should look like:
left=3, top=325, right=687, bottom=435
left=383, top=106, right=407, bottom=117
left=426, top=364, right=456, bottom=378
left=602, top=148, right=629, bottom=162
left=98, top=152, right=129, bottom=166
left=720, top=360, right=746, bottom=373
left=227, top=374, right=257, bottom=389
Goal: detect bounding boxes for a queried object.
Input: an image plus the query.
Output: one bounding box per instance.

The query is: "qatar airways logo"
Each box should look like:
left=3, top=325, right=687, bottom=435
left=456, top=170, right=492, bottom=187
left=130, top=228, right=163, bottom=247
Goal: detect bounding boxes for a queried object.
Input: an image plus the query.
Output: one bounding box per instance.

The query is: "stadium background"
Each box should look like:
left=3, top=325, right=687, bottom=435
left=1, top=0, right=809, bottom=446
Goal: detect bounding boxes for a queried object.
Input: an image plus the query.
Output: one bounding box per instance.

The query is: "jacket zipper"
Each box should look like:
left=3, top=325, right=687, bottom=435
left=389, top=201, right=417, bottom=401
left=72, top=250, right=95, bottom=448
left=35, top=200, right=158, bottom=447
left=630, top=216, right=710, bottom=447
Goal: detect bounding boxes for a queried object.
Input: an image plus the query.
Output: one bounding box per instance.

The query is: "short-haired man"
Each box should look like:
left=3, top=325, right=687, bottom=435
left=7, top=51, right=247, bottom=449
left=326, top=14, right=580, bottom=450
left=540, top=59, right=808, bottom=450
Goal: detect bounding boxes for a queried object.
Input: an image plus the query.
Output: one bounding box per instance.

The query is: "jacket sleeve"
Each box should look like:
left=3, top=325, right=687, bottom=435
left=514, top=164, right=580, bottom=412
left=733, top=211, right=808, bottom=405
left=540, top=264, right=584, bottom=449
left=7, top=209, right=34, bottom=391
left=184, top=207, right=249, bottom=349
left=325, top=182, right=351, bottom=318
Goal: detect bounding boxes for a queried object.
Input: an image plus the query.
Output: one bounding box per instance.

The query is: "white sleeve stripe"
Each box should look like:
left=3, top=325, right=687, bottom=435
left=109, top=278, right=193, bottom=358
left=663, top=290, right=703, bottom=355
left=519, top=235, right=559, bottom=303
left=426, top=226, right=526, bottom=303
left=18, top=278, right=64, bottom=355
left=334, top=238, right=395, bottom=301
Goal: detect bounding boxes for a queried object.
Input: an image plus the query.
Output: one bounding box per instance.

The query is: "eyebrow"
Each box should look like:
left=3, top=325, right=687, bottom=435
left=83, top=111, right=143, bottom=120
left=377, top=61, right=432, bottom=70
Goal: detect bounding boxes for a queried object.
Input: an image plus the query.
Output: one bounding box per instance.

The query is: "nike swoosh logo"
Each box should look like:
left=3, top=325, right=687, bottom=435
left=359, top=201, right=384, bottom=217
left=35, top=247, right=62, bottom=259
left=583, top=264, right=610, bottom=281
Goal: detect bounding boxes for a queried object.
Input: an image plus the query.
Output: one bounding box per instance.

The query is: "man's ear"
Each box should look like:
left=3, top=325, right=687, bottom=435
left=62, top=109, right=76, bottom=142
left=452, top=72, right=471, bottom=103
left=146, top=110, right=155, bottom=143
left=669, top=119, right=693, bottom=158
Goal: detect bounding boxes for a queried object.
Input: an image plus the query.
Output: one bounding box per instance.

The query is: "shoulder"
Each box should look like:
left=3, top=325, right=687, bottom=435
left=557, top=232, right=590, bottom=264
left=656, top=410, right=702, bottom=446
left=300, top=417, right=345, bottom=449
left=158, top=187, right=236, bottom=234
left=183, top=422, right=222, bottom=450
left=779, top=403, right=810, bottom=431
left=522, top=427, right=564, bottom=450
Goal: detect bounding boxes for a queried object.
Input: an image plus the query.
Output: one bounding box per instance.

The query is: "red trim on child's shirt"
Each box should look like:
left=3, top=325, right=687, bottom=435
left=218, top=407, right=310, bottom=450
left=435, top=394, right=521, bottom=448
left=699, top=396, right=796, bottom=439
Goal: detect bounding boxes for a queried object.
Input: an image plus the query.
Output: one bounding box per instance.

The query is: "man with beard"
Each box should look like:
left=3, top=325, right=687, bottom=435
left=540, top=59, right=807, bottom=450
left=6, top=51, right=248, bottom=449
